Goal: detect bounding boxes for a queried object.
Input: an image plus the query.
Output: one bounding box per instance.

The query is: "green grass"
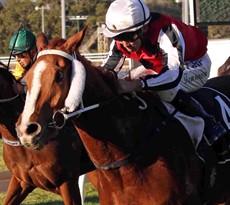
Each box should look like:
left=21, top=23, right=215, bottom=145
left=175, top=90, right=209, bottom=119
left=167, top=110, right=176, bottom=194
left=0, top=140, right=99, bottom=204
left=0, top=140, right=7, bottom=171
left=0, top=183, right=99, bottom=205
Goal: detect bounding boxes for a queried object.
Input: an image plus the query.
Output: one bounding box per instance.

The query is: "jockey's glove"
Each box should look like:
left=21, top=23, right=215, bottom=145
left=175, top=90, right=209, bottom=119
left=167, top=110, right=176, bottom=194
left=116, top=79, right=142, bottom=95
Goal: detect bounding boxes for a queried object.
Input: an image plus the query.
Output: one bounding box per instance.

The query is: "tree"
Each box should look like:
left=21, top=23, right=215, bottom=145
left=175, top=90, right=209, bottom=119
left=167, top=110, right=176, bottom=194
left=0, top=0, right=228, bottom=55
left=0, top=0, right=62, bottom=55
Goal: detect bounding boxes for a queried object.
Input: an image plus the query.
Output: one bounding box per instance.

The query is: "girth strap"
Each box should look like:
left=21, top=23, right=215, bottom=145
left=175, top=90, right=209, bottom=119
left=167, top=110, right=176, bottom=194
left=92, top=155, right=130, bottom=170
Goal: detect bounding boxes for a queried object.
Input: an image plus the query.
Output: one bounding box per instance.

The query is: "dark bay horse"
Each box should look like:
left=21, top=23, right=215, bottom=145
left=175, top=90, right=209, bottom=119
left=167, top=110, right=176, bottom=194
left=16, top=28, right=230, bottom=205
left=0, top=67, right=97, bottom=205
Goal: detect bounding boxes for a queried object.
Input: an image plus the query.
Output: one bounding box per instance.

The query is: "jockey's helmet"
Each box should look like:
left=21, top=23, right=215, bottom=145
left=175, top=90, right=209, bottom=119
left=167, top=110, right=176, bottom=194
left=8, top=29, right=36, bottom=55
left=103, top=0, right=151, bottom=38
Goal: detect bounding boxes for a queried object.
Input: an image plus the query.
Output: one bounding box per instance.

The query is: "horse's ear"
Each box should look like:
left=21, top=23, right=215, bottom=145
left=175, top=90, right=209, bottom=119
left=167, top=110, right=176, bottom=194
left=64, top=26, right=87, bottom=52
left=36, top=32, right=48, bottom=52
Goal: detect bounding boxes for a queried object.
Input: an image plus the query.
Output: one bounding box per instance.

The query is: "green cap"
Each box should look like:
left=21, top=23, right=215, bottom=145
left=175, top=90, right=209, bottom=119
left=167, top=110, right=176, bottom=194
left=8, top=29, right=36, bottom=54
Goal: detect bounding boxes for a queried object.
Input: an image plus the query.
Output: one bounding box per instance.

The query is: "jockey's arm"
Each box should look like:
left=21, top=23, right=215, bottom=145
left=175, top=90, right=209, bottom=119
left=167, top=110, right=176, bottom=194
left=101, top=40, right=126, bottom=74
left=116, top=26, right=182, bottom=96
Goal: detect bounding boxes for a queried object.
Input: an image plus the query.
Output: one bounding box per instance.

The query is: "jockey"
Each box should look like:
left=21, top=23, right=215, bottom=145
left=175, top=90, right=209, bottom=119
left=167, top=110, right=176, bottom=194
left=102, top=0, right=227, bottom=146
left=8, top=28, right=37, bottom=94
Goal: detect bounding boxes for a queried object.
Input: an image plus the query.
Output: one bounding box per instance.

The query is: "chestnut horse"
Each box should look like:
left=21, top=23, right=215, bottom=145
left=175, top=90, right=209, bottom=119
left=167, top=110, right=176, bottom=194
left=16, top=28, right=230, bottom=205
left=0, top=67, right=97, bottom=205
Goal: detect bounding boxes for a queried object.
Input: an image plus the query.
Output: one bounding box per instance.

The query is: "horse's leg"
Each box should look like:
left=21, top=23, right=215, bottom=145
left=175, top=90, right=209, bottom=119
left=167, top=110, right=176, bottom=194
left=3, top=175, right=34, bottom=205
left=59, top=179, right=82, bottom=205
left=77, top=171, right=98, bottom=205
left=78, top=174, right=86, bottom=204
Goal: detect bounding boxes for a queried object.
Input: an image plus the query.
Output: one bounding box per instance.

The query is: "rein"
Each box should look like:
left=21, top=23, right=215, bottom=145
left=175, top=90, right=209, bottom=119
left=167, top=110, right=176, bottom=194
left=49, top=103, right=100, bottom=129
left=49, top=93, right=148, bottom=129
left=0, top=93, right=19, bottom=103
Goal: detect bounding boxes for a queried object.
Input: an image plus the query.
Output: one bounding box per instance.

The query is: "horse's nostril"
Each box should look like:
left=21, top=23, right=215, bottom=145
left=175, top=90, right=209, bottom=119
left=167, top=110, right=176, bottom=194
left=26, top=123, right=40, bottom=135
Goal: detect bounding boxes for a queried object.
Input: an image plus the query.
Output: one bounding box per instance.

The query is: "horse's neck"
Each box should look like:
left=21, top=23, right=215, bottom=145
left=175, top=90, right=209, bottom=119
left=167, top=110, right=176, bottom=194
left=76, top=91, right=164, bottom=165
left=84, top=66, right=116, bottom=102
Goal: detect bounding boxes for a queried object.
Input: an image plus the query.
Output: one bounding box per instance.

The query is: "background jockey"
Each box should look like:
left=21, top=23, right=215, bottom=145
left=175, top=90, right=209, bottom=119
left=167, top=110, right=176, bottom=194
left=8, top=28, right=37, bottom=94
left=101, top=0, right=227, bottom=148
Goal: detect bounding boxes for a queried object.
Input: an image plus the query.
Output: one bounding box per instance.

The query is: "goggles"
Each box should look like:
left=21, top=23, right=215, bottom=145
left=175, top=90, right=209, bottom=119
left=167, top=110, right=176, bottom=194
left=12, top=51, right=28, bottom=58
left=113, top=31, right=140, bottom=42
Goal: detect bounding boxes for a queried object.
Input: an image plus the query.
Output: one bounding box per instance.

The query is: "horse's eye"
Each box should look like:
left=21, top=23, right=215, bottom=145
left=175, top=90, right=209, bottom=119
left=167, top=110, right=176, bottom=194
left=55, top=71, right=64, bottom=83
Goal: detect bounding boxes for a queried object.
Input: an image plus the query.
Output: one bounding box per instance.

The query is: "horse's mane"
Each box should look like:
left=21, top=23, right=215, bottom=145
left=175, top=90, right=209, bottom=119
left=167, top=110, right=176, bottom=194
left=48, top=37, right=66, bottom=48
left=75, top=51, right=118, bottom=93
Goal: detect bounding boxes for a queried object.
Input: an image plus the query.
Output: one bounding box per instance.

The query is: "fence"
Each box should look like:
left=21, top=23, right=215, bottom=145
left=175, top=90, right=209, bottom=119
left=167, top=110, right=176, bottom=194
left=0, top=53, right=133, bottom=71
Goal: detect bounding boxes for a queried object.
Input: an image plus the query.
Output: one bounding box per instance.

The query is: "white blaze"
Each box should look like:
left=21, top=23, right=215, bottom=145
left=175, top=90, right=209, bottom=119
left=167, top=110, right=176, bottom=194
left=21, top=61, right=47, bottom=126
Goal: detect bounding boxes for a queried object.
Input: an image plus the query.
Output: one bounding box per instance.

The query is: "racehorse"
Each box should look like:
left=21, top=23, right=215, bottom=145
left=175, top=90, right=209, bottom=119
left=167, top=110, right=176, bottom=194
left=0, top=67, right=97, bottom=205
left=16, top=27, right=230, bottom=205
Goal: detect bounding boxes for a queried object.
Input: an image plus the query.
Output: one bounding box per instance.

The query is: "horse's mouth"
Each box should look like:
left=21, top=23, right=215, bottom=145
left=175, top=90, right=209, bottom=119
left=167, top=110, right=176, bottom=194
left=17, top=124, right=58, bottom=150
left=22, top=139, right=41, bottom=150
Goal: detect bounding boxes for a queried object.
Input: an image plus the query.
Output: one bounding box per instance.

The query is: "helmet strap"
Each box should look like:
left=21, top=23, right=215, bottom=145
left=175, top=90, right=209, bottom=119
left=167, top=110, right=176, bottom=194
left=25, top=49, right=37, bottom=70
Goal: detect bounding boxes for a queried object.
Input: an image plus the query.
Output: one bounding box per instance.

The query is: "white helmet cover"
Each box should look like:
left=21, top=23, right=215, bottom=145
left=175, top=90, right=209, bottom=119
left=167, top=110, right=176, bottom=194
left=104, top=0, right=151, bottom=38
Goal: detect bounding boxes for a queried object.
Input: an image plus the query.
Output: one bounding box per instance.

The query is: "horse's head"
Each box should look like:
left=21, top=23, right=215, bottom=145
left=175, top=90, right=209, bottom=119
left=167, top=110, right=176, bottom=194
left=0, top=68, right=24, bottom=123
left=16, top=27, right=88, bottom=150
left=0, top=67, right=16, bottom=99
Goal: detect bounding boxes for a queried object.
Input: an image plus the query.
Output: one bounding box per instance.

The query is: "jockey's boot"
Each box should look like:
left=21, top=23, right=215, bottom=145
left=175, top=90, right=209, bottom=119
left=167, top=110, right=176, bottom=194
left=172, top=89, right=227, bottom=146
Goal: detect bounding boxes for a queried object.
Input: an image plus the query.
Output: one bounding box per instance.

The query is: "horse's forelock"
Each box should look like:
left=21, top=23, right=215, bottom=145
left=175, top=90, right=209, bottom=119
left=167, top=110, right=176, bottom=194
left=47, top=38, right=66, bottom=50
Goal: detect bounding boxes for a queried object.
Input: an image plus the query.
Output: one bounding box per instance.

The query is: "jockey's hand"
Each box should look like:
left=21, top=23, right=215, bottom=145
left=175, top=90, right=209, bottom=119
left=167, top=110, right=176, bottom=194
left=12, top=81, right=25, bottom=94
left=116, top=79, right=142, bottom=94
left=99, top=67, right=117, bottom=80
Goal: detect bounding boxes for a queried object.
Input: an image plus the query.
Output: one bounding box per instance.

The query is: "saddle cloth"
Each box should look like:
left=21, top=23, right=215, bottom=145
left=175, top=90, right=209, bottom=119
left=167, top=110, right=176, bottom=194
left=162, top=86, right=230, bottom=150
left=162, top=101, right=204, bottom=149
